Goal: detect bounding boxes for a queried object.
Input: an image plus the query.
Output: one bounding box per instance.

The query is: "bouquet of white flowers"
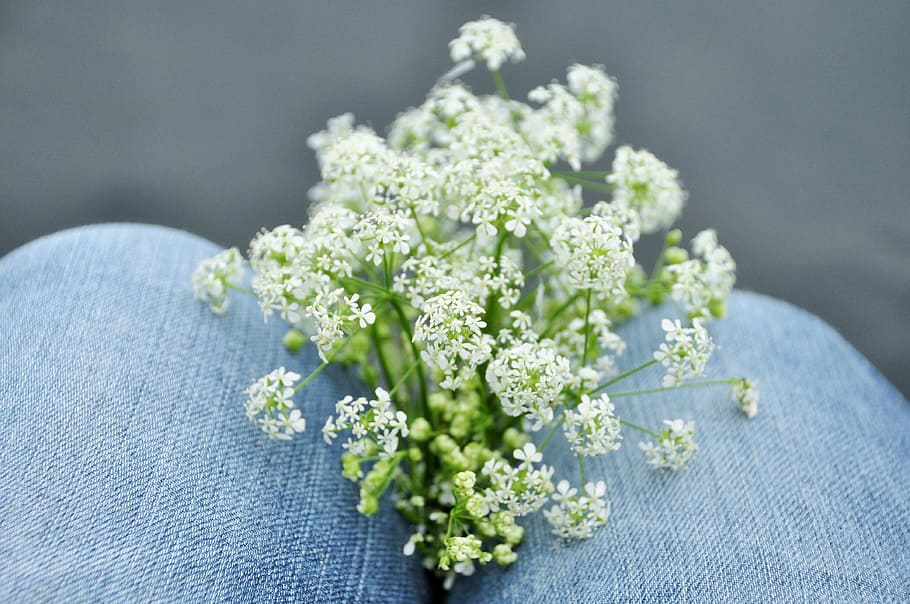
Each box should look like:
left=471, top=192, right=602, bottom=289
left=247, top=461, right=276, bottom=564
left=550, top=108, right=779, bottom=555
left=193, top=16, right=758, bottom=588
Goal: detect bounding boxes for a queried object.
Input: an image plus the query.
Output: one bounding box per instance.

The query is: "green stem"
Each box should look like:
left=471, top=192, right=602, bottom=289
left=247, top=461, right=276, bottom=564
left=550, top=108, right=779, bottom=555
left=389, top=361, right=421, bottom=397
left=439, top=233, right=476, bottom=260
left=525, top=260, right=555, bottom=280
left=577, top=455, right=587, bottom=484
left=226, top=283, right=256, bottom=296
left=541, top=292, right=583, bottom=338
left=293, top=360, right=330, bottom=393
left=539, top=415, right=565, bottom=450
left=370, top=324, right=395, bottom=390
left=589, top=359, right=659, bottom=394
left=608, top=378, right=738, bottom=399
left=491, top=69, right=510, bottom=100
left=551, top=170, right=612, bottom=179
left=484, top=233, right=510, bottom=331
left=620, top=418, right=660, bottom=438
left=390, top=300, right=429, bottom=417
left=552, top=173, right=613, bottom=195
left=581, top=288, right=593, bottom=366
left=410, top=206, right=434, bottom=254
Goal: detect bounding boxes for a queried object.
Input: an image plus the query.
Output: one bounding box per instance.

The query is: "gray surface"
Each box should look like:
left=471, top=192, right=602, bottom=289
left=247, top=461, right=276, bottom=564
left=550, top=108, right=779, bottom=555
left=1, top=1, right=908, bottom=395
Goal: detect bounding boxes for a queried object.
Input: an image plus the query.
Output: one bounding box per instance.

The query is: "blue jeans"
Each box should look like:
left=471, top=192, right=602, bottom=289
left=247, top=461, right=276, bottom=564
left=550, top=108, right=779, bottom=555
left=1, top=224, right=907, bottom=602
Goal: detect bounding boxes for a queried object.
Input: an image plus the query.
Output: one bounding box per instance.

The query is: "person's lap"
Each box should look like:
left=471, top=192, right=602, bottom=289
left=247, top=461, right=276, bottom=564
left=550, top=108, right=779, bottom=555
left=1, top=224, right=907, bottom=602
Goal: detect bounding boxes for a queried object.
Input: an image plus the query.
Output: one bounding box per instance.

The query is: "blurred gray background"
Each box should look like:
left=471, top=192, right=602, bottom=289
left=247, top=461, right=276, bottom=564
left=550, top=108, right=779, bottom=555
left=1, top=1, right=908, bottom=395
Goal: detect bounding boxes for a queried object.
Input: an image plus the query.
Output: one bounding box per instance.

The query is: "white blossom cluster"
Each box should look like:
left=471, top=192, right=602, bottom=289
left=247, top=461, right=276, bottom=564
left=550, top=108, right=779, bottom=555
left=732, top=378, right=760, bottom=418
left=654, top=319, right=715, bottom=387
left=482, top=444, right=555, bottom=516
left=668, top=229, right=737, bottom=319
left=243, top=367, right=306, bottom=440
left=639, top=419, right=699, bottom=470
left=322, top=387, right=409, bottom=459
left=608, top=146, right=686, bottom=234
left=486, top=341, right=573, bottom=429
left=544, top=480, right=611, bottom=540
left=191, top=247, right=243, bottom=315
left=191, top=15, right=756, bottom=584
left=413, top=291, right=494, bottom=390
left=551, top=214, right=635, bottom=297
left=449, top=16, right=525, bottom=71
left=563, top=394, right=622, bottom=456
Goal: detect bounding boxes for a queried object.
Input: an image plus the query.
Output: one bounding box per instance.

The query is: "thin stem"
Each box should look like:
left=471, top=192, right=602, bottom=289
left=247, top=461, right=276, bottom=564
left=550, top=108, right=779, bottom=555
left=589, top=359, right=659, bottom=394
left=389, top=361, right=421, bottom=397
left=226, top=283, right=256, bottom=296
left=541, top=292, right=583, bottom=338
left=525, top=260, right=555, bottom=280
left=294, top=360, right=330, bottom=393
left=552, top=173, right=613, bottom=195
left=620, top=418, right=660, bottom=438
left=577, top=455, right=587, bottom=485
left=582, top=288, right=593, bottom=367
left=551, top=170, right=612, bottom=179
left=608, top=378, right=738, bottom=399
left=390, top=300, right=429, bottom=417
left=491, top=70, right=510, bottom=100
left=439, top=233, right=476, bottom=260
left=370, top=324, right=395, bottom=390
left=409, top=206, right=435, bottom=255
left=539, top=415, right=565, bottom=450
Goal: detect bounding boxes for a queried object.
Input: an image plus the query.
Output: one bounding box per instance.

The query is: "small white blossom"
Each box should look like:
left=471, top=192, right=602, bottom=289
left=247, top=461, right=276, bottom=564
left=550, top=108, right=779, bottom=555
left=449, top=16, right=525, bottom=71
left=192, top=247, right=244, bottom=315
left=486, top=341, right=573, bottom=430
left=608, top=146, right=686, bottom=234
left=563, top=394, right=622, bottom=456
left=544, top=480, right=610, bottom=540
left=668, top=229, right=736, bottom=319
left=732, top=378, right=759, bottom=418
left=323, top=387, right=410, bottom=459
left=654, top=318, right=714, bottom=387
left=482, top=444, right=555, bottom=516
left=413, top=290, right=494, bottom=390
left=244, top=367, right=305, bottom=440
left=639, top=419, right=698, bottom=470
left=551, top=214, right=635, bottom=296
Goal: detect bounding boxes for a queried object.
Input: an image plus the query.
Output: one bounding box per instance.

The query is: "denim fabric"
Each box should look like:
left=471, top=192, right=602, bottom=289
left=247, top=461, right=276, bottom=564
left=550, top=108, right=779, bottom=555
left=0, top=224, right=430, bottom=602
left=451, top=288, right=910, bottom=602
left=1, top=224, right=908, bottom=603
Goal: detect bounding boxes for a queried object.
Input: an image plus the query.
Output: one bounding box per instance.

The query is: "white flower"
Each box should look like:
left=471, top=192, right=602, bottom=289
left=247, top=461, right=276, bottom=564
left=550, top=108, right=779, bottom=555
left=563, top=394, right=622, bottom=456
left=639, top=419, right=698, bottom=470
left=486, top=341, right=573, bottom=430
left=654, top=318, right=714, bottom=387
left=413, top=290, right=494, bottom=390
left=544, top=480, right=610, bottom=540
left=550, top=214, right=635, bottom=296
left=668, top=229, right=736, bottom=319
left=192, top=247, right=244, bottom=315
left=324, top=387, right=411, bottom=459
left=732, top=378, right=759, bottom=418
left=482, top=444, right=555, bottom=516
left=449, top=16, right=525, bottom=71
left=244, top=367, right=306, bottom=440
left=608, top=146, right=686, bottom=234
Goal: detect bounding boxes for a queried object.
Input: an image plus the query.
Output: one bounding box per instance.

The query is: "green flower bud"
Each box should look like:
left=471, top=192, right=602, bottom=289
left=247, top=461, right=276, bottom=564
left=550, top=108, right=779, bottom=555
left=452, top=471, right=476, bottom=499
left=475, top=519, right=497, bottom=538
left=708, top=298, right=727, bottom=319
left=282, top=329, right=306, bottom=352
left=431, top=434, right=458, bottom=454
left=409, top=417, right=432, bottom=442
left=465, top=493, right=489, bottom=518
left=357, top=493, right=379, bottom=516
left=341, top=452, right=362, bottom=481
left=664, top=228, right=683, bottom=246
left=664, top=246, right=689, bottom=265
left=493, top=543, right=518, bottom=566
left=429, top=391, right=450, bottom=413
left=503, top=427, right=528, bottom=451
left=408, top=446, right=423, bottom=462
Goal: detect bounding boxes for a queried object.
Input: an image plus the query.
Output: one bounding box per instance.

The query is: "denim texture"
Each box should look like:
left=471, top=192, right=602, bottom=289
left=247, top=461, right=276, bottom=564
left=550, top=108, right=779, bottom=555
left=1, top=224, right=908, bottom=603
left=0, top=224, right=429, bottom=602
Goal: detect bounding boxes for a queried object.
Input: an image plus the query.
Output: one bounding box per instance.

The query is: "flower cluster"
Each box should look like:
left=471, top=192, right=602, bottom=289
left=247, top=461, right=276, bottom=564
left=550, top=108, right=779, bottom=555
left=544, top=480, right=611, bottom=540
left=192, top=247, right=243, bottom=315
left=243, top=367, right=306, bottom=440
left=639, top=419, right=699, bottom=470
left=193, top=15, right=757, bottom=587
left=654, top=319, right=715, bottom=387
